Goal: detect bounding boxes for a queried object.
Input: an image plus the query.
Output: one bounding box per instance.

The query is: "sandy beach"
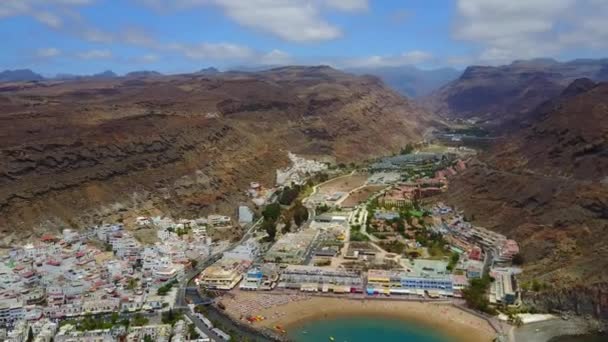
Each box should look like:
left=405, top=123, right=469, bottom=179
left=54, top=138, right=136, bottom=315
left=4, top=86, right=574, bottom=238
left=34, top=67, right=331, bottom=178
left=221, top=291, right=497, bottom=342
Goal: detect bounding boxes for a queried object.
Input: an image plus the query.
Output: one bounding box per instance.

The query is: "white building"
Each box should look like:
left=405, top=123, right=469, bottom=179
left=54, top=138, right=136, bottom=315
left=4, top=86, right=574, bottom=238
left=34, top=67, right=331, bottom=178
left=208, top=215, right=231, bottom=228
left=223, top=239, right=259, bottom=262
left=238, top=206, right=254, bottom=225
left=0, top=299, right=24, bottom=325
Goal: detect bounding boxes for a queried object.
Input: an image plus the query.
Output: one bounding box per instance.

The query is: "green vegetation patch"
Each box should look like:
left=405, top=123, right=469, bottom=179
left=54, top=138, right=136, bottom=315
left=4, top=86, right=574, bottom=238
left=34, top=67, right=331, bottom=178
left=462, top=273, right=497, bottom=315
left=157, top=279, right=178, bottom=296
left=378, top=240, right=406, bottom=254
left=349, top=224, right=369, bottom=242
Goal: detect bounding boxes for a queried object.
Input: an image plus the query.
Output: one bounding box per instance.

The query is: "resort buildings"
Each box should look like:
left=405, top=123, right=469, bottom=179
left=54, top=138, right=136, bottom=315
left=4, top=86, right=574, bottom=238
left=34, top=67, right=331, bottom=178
left=367, top=260, right=454, bottom=297
left=264, top=229, right=318, bottom=264
left=239, top=264, right=280, bottom=291
left=278, top=265, right=364, bottom=293
left=197, top=259, right=251, bottom=290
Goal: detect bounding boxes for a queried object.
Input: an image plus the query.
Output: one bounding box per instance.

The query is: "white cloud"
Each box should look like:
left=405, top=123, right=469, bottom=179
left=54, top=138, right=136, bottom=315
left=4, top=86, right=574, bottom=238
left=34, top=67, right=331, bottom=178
left=323, top=0, right=368, bottom=12
left=79, top=28, right=113, bottom=43
left=400, top=51, right=433, bottom=64
left=209, top=0, right=341, bottom=42
left=54, top=0, right=94, bottom=4
left=138, top=0, right=368, bottom=42
left=32, top=11, right=63, bottom=28
left=170, top=42, right=254, bottom=60
left=259, top=49, right=292, bottom=65
left=138, top=54, right=160, bottom=63
left=36, top=47, right=61, bottom=58
left=0, top=0, right=94, bottom=28
left=122, top=28, right=156, bottom=47
left=0, top=2, right=29, bottom=17
left=343, top=50, right=434, bottom=68
left=77, top=49, right=113, bottom=59
left=455, top=0, right=608, bottom=64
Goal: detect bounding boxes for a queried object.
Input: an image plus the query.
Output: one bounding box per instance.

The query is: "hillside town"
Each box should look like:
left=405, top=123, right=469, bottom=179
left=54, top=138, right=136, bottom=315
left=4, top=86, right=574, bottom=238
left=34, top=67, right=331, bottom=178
left=0, top=147, right=525, bottom=342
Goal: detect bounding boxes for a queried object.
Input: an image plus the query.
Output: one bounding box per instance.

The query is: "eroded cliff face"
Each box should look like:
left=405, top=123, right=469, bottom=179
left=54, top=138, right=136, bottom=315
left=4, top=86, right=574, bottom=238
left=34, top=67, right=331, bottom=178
left=526, top=284, right=608, bottom=319
left=0, top=66, right=434, bottom=244
left=423, top=59, right=608, bottom=127
left=443, top=81, right=608, bottom=317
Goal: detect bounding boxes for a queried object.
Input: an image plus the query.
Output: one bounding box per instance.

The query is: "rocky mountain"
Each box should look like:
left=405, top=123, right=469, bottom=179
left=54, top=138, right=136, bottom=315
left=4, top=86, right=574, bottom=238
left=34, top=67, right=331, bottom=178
left=126, top=70, right=163, bottom=78
left=0, top=69, right=44, bottom=82
left=424, top=58, right=608, bottom=127
left=346, top=66, right=460, bottom=98
left=443, top=79, right=608, bottom=317
left=92, top=70, right=118, bottom=79
left=55, top=71, right=122, bottom=80
left=0, top=66, right=435, bottom=245
left=55, top=73, right=82, bottom=80
left=198, top=67, right=220, bottom=75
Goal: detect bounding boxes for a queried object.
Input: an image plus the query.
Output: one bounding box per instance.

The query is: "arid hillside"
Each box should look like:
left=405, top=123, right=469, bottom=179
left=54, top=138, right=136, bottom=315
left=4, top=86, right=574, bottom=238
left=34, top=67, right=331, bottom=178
left=424, top=59, right=608, bottom=128
left=0, top=66, right=434, bottom=245
left=443, top=80, right=608, bottom=317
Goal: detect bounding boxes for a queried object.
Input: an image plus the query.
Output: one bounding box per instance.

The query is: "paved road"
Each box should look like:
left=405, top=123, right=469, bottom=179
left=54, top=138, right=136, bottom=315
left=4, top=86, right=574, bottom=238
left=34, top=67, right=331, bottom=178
left=184, top=310, right=218, bottom=342
left=175, top=217, right=264, bottom=309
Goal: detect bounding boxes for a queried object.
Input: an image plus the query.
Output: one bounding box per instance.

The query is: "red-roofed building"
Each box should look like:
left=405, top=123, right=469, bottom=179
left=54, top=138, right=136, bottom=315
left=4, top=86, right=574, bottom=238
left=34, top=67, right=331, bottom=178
left=21, top=271, right=35, bottom=279
left=46, top=259, right=61, bottom=267
left=41, top=234, right=57, bottom=243
left=498, top=239, right=520, bottom=261
left=468, top=246, right=483, bottom=261
left=435, top=170, right=447, bottom=180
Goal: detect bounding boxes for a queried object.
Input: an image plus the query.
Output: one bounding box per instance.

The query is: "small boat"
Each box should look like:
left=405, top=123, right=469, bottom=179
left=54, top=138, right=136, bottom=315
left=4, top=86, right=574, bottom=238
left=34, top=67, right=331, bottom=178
left=329, top=337, right=335, bottom=341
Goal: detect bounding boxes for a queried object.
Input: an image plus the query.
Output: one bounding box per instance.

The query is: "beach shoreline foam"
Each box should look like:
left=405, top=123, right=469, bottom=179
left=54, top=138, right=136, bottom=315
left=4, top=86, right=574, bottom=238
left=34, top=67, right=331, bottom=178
left=221, top=291, right=498, bottom=342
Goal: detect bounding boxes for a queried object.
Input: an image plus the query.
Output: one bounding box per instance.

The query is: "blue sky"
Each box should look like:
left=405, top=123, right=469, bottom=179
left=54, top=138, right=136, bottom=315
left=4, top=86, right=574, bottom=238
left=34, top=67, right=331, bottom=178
left=1, top=0, right=607, bottom=76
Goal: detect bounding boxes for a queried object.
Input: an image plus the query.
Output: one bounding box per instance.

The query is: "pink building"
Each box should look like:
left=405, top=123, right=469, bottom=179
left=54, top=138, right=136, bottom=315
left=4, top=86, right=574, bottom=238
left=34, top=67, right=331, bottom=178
left=498, top=239, right=519, bottom=261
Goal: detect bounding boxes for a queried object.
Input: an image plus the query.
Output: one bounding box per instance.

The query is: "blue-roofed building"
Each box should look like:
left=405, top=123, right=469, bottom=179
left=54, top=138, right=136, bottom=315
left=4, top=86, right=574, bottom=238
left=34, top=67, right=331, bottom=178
left=367, top=260, right=454, bottom=297
left=239, top=264, right=279, bottom=291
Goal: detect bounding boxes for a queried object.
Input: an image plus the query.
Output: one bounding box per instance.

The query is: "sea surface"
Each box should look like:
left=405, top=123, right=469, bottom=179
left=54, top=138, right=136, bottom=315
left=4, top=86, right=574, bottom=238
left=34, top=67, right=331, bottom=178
left=288, top=316, right=455, bottom=342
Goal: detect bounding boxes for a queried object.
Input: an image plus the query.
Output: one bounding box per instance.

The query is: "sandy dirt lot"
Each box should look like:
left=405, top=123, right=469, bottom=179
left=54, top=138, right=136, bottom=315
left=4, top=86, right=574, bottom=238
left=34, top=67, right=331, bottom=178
left=317, top=173, right=369, bottom=195
left=340, top=184, right=387, bottom=207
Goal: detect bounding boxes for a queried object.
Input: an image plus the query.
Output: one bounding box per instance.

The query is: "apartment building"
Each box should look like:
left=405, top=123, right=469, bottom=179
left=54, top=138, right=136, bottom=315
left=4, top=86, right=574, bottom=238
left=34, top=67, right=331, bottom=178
left=197, top=259, right=249, bottom=290
left=278, top=265, right=363, bottom=293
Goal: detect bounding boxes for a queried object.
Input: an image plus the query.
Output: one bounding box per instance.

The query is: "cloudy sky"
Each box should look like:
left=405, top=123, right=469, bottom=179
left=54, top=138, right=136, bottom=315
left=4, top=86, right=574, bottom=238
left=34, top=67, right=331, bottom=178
left=2, top=0, right=608, bottom=75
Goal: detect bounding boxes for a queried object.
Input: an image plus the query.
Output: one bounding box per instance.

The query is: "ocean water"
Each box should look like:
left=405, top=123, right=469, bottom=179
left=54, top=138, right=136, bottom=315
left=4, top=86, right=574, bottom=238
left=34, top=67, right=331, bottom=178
left=288, top=316, right=455, bottom=342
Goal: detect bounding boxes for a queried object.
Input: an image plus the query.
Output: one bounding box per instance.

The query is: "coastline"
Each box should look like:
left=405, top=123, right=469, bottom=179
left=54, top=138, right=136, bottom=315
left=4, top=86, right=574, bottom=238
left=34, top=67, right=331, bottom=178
left=513, top=316, right=607, bottom=342
left=222, top=292, right=497, bottom=342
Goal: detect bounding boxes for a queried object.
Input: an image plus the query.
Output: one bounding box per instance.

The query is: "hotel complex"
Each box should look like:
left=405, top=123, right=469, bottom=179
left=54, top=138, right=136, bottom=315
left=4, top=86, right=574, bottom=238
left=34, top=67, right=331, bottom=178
left=367, top=260, right=454, bottom=297
left=278, top=265, right=364, bottom=293
left=197, top=259, right=250, bottom=290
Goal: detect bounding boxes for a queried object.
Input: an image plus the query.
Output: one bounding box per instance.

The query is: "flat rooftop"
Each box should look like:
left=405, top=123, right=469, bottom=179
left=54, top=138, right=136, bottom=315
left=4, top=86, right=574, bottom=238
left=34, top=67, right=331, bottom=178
left=407, top=259, right=450, bottom=278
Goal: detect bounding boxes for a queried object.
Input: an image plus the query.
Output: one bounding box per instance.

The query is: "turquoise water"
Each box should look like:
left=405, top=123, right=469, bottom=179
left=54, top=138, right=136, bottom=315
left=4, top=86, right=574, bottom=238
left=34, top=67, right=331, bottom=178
left=288, top=316, right=455, bottom=342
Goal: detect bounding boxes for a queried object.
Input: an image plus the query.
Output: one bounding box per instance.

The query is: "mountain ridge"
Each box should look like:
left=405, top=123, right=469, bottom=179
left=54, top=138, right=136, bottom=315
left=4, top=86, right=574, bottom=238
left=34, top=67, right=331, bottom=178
left=345, top=65, right=460, bottom=98
left=0, top=66, right=436, bottom=245
left=442, top=79, right=608, bottom=317
left=0, top=69, right=44, bottom=82
left=423, top=58, right=608, bottom=127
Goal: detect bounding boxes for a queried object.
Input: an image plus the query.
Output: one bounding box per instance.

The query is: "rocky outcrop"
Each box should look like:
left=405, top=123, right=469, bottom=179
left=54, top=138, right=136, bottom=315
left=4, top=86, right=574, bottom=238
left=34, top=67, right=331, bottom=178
left=526, top=283, right=608, bottom=319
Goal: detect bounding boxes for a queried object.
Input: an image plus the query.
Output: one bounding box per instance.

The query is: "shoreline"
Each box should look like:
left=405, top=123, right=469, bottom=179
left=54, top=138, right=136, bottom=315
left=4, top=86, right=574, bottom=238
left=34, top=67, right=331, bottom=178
left=222, top=293, right=497, bottom=342
left=513, top=316, right=607, bottom=342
